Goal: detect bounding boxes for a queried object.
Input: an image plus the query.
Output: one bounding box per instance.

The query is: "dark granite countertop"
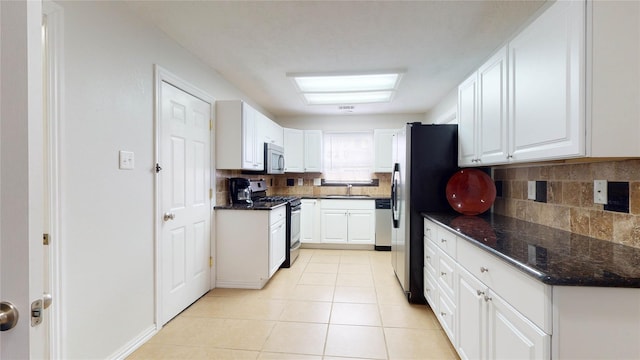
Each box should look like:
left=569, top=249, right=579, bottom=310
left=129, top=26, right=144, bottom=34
left=422, top=212, right=640, bottom=288
left=214, top=202, right=287, bottom=211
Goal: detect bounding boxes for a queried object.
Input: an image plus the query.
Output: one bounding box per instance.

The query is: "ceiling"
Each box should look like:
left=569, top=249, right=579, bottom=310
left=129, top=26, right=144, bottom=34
left=127, top=1, right=546, bottom=117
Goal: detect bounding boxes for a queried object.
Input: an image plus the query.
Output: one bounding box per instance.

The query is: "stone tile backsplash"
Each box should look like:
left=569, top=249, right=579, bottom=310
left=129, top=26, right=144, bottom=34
left=492, top=159, right=640, bottom=249
left=215, top=170, right=391, bottom=206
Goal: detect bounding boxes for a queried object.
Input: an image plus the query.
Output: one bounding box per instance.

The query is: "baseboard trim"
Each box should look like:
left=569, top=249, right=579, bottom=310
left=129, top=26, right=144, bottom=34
left=107, top=325, right=157, bottom=360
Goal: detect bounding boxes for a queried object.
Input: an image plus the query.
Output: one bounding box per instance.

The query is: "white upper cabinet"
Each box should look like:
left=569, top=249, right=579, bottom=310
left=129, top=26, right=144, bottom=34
left=303, top=130, right=323, bottom=172
left=457, top=0, right=640, bottom=166
left=509, top=0, right=585, bottom=162
left=478, top=46, right=509, bottom=165
left=373, top=129, right=395, bottom=172
left=458, top=73, right=478, bottom=166
left=216, top=100, right=264, bottom=170
left=283, top=128, right=304, bottom=172
left=260, top=113, right=284, bottom=147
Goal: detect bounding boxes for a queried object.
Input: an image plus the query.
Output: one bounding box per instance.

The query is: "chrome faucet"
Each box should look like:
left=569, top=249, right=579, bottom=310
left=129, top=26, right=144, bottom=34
left=347, top=184, right=352, bottom=196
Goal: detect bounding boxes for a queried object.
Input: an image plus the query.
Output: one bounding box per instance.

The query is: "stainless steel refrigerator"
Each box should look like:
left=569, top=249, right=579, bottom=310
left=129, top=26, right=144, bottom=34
left=391, top=123, right=458, bottom=304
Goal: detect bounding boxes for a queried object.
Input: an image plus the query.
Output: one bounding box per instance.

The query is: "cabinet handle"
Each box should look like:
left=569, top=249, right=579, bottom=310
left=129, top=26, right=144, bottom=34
left=440, top=312, right=447, bottom=317
left=440, top=238, right=447, bottom=243
left=426, top=256, right=431, bottom=260
left=507, top=154, right=513, bottom=159
left=480, top=267, right=489, bottom=273
left=476, top=290, right=485, bottom=296
left=440, top=272, right=446, bottom=276
left=484, top=295, right=493, bottom=302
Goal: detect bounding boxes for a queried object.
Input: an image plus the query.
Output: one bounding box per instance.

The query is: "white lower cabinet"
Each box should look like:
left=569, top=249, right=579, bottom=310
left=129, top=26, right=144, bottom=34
left=487, top=289, right=549, bottom=360
left=268, top=213, right=286, bottom=278
left=425, top=219, right=550, bottom=360
left=301, top=199, right=320, bottom=243
left=426, top=218, right=640, bottom=360
left=456, top=266, right=485, bottom=360
left=215, top=207, right=286, bottom=289
left=320, top=200, right=375, bottom=244
left=456, top=265, right=550, bottom=360
left=320, top=210, right=349, bottom=243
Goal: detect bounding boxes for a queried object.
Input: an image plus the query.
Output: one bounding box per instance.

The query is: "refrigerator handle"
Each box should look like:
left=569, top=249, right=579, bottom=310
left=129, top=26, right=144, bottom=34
left=392, top=163, right=400, bottom=228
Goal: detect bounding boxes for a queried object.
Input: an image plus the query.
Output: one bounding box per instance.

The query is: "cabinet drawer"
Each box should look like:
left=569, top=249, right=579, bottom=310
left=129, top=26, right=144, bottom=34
left=424, top=219, right=436, bottom=241
left=270, top=206, right=286, bottom=226
left=435, top=226, right=457, bottom=258
left=436, top=247, right=456, bottom=300
left=438, top=291, right=456, bottom=342
left=424, top=238, right=438, bottom=277
left=457, top=239, right=551, bottom=332
left=424, top=267, right=439, bottom=312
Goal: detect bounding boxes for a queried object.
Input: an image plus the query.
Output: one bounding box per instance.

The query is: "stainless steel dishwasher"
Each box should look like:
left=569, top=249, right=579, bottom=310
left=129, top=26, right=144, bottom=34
left=375, top=198, right=392, bottom=251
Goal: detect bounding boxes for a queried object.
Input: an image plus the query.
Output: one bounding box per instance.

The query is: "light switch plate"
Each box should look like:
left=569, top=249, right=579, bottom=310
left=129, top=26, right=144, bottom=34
left=119, top=150, right=134, bottom=170
left=313, top=178, right=321, bottom=186
left=527, top=181, right=536, bottom=200
left=594, top=180, right=608, bottom=204
left=297, top=178, right=304, bottom=186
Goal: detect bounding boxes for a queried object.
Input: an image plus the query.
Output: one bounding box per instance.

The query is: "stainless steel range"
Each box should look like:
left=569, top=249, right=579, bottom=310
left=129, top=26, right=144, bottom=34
left=249, top=181, right=301, bottom=268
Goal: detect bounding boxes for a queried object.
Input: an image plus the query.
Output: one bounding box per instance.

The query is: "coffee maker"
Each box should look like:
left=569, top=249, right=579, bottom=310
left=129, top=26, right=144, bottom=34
left=229, top=177, right=252, bottom=204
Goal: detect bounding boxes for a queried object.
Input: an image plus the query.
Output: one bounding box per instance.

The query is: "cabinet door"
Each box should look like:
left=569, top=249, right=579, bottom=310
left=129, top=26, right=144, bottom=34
left=284, top=128, right=304, bottom=172
left=269, top=219, right=286, bottom=277
left=301, top=199, right=318, bottom=243
left=509, top=0, right=585, bottom=162
left=487, top=290, right=550, bottom=360
left=346, top=209, right=375, bottom=244
left=478, top=46, right=509, bottom=165
left=457, top=266, right=487, bottom=360
left=241, top=103, right=259, bottom=170
left=373, top=129, right=395, bottom=173
left=304, top=130, right=323, bottom=172
left=458, top=73, right=478, bottom=166
left=320, top=209, right=348, bottom=243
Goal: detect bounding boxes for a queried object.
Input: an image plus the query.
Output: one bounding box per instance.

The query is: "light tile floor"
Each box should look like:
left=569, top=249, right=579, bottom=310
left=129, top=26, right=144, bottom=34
left=129, top=249, right=459, bottom=360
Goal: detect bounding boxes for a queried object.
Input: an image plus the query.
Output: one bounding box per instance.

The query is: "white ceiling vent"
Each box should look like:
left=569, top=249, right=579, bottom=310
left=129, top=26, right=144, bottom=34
left=338, top=105, right=355, bottom=112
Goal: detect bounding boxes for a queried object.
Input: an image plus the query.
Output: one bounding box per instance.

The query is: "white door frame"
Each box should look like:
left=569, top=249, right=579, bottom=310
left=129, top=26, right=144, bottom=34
left=153, top=65, right=215, bottom=329
left=42, top=1, right=64, bottom=358
left=0, top=0, right=46, bottom=358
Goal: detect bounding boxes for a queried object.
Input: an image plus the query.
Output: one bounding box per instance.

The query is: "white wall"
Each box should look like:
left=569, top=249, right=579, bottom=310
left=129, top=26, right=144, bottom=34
left=276, top=113, right=423, bottom=131
left=424, top=87, right=457, bottom=124
left=58, top=2, right=253, bottom=358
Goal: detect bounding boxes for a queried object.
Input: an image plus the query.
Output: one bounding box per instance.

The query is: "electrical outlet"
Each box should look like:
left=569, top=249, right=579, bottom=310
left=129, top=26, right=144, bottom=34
left=594, top=180, right=608, bottom=204
left=527, top=181, right=536, bottom=200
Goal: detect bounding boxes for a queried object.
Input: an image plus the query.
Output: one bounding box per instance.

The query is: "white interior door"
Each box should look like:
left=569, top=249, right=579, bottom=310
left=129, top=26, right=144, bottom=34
left=159, top=81, right=211, bottom=325
left=0, top=1, right=46, bottom=358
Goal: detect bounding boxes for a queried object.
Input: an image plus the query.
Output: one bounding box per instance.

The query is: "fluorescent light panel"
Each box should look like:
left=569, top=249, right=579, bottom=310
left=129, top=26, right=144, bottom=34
left=294, top=73, right=399, bottom=92
left=289, top=71, right=403, bottom=105
left=304, top=91, right=393, bottom=105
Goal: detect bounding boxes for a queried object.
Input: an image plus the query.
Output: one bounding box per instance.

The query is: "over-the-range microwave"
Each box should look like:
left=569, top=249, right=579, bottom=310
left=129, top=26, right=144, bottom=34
left=264, top=142, right=285, bottom=174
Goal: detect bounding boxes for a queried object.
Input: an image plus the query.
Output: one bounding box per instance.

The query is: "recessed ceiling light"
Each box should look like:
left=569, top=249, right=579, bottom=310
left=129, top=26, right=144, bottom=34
left=287, top=71, right=404, bottom=105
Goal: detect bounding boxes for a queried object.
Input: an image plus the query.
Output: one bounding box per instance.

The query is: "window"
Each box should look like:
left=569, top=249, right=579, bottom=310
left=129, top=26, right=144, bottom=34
left=323, top=131, right=373, bottom=183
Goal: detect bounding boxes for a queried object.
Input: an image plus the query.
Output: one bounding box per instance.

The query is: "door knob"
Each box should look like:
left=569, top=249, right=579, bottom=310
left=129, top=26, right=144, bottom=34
left=0, top=301, right=19, bottom=331
left=163, top=213, right=176, bottom=221
left=43, top=293, right=52, bottom=309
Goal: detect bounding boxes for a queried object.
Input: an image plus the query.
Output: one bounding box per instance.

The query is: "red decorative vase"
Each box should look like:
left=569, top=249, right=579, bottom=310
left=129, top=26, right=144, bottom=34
left=446, top=169, right=496, bottom=215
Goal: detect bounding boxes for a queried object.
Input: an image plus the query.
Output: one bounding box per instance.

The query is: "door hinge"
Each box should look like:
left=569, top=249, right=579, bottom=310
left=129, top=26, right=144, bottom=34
left=155, top=163, right=163, bottom=173
left=43, top=233, right=50, bottom=246
left=209, top=188, right=213, bottom=199
left=209, top=256, right=213, bottom=268
left=209, top=120, right=213, bottom=131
